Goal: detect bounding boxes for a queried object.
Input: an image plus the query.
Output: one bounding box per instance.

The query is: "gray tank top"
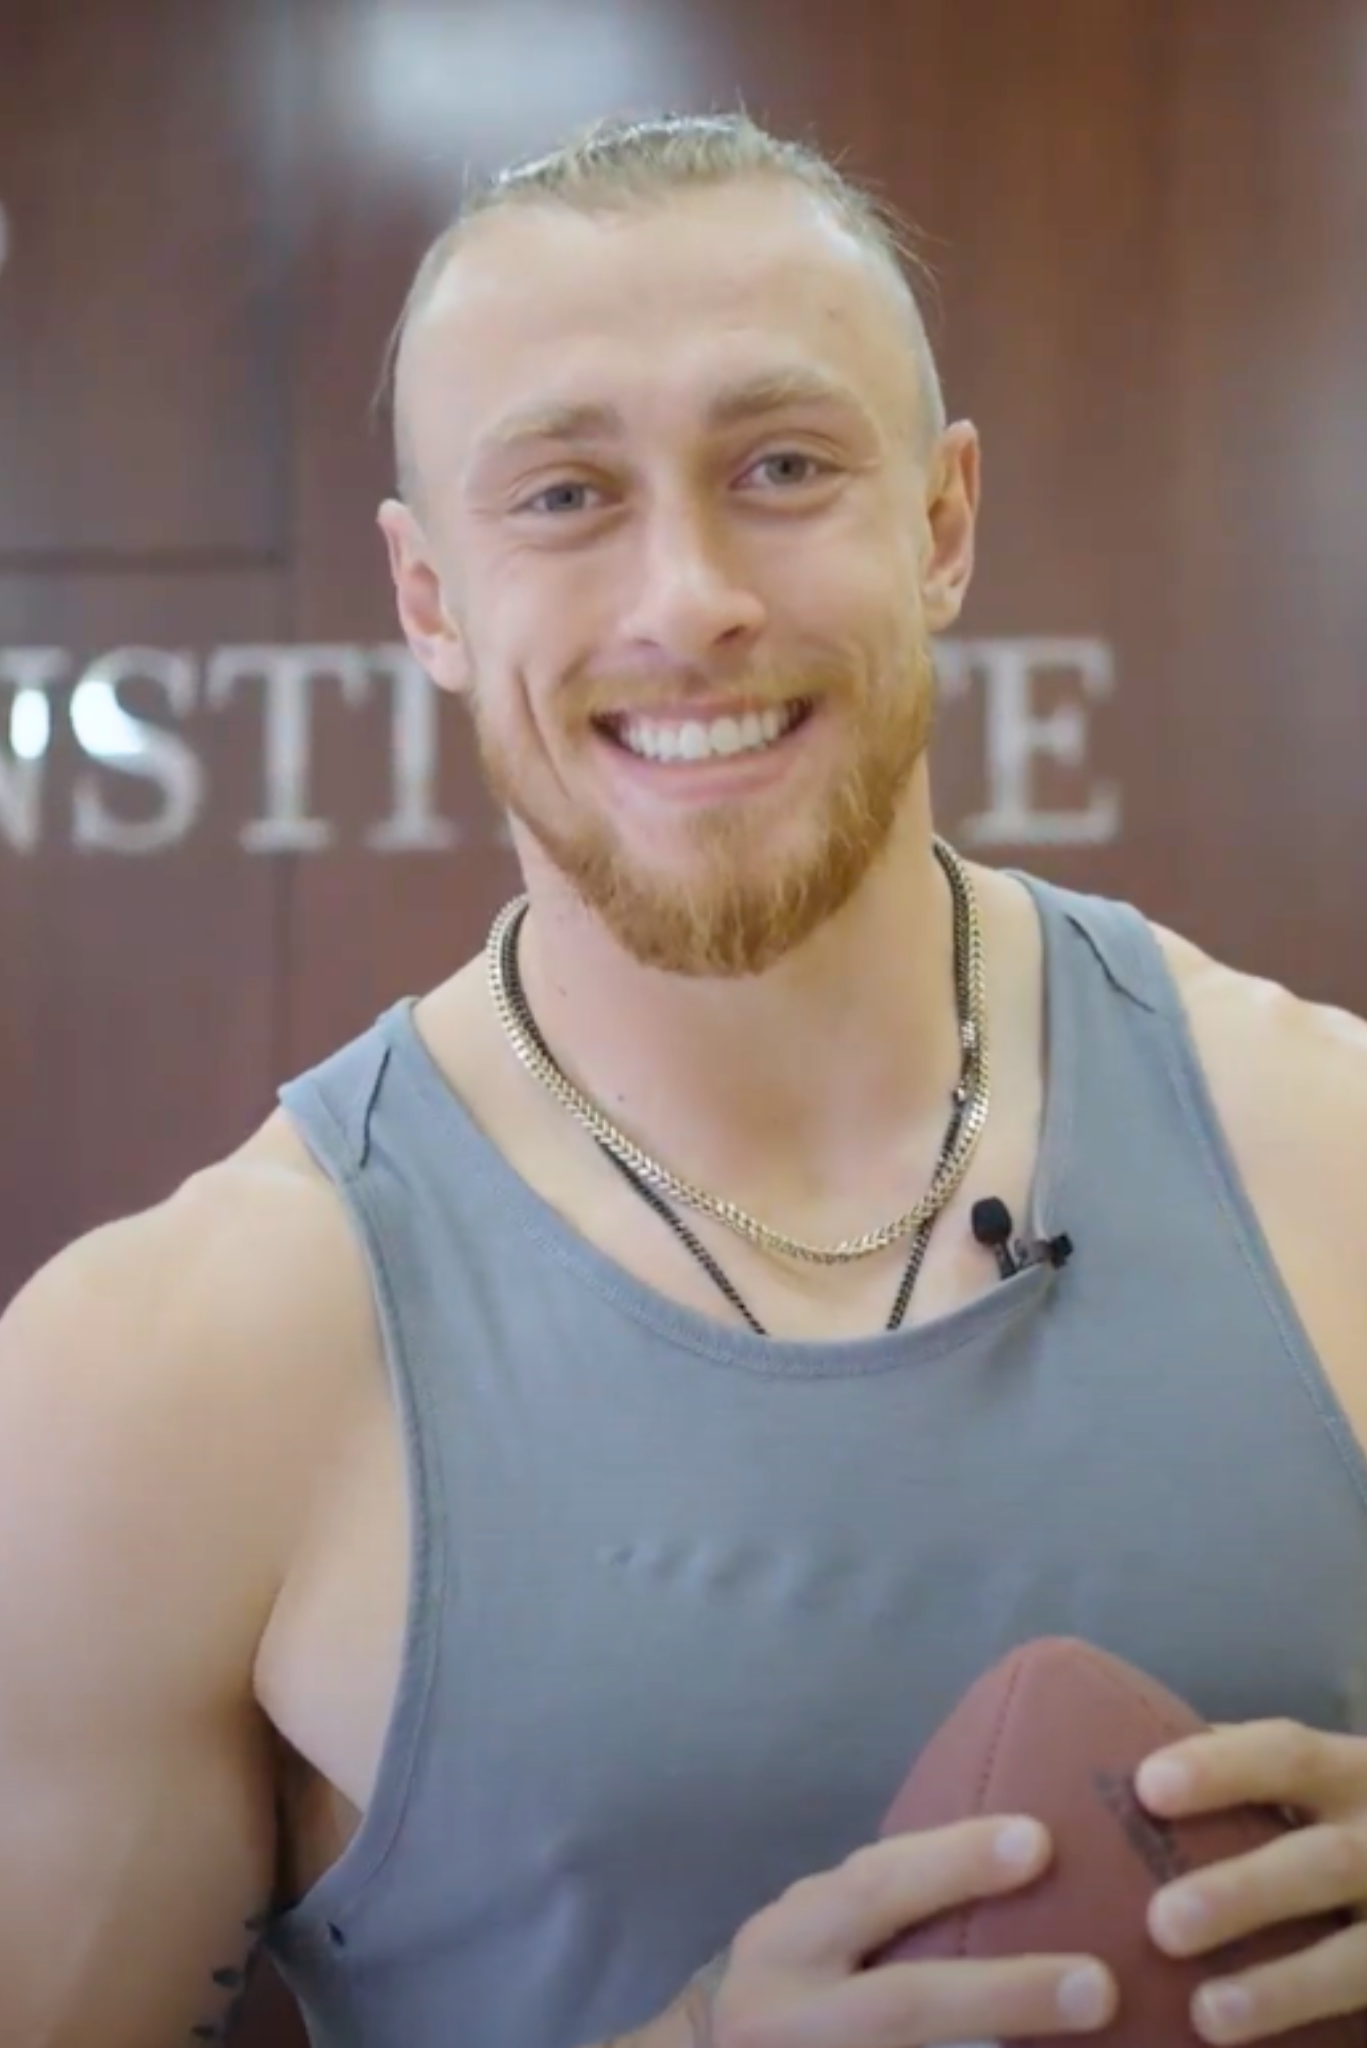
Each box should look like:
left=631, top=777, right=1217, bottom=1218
left=264, top=874, right=1367, bottom=2048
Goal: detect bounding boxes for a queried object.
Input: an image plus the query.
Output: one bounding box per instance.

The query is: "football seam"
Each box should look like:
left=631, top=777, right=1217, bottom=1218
left=1075, top=1650, right=1313, bottom=1861
left=1068, top=1646, right=1199, bottom=1749
left=962, top=1644, right=1194, bottom=1961
left=964, top=1648, right=1035, bottom=1959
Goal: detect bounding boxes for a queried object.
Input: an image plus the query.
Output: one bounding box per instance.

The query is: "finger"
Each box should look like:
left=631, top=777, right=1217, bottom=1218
left=740, top=1818, right=1052, bottom=1972
left=752, top=1954, right=1117, bottom=2048
left=1188, top=1915, right=1367, bottom=2045
left=1137, top=1720, right=1365, bottom=1819
left=1150, top=1821, right=1367, bottom=1957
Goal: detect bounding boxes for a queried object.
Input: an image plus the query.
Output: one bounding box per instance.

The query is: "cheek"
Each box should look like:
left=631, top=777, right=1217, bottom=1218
left=466, top=640, right=590, bottom=788
left=770, top=507, right=920, bottom=627
left=469, top=560, right=606, bottom=712
left=789, top=566, right=921, bottom=670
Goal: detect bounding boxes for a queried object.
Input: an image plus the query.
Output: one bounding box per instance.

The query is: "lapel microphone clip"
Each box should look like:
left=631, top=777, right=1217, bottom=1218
left=971, top=1196, right=1074, bottom=1280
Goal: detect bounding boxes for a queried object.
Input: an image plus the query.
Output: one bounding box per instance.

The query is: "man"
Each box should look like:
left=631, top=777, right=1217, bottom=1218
left=4, top=110, right=1367, bottom=2048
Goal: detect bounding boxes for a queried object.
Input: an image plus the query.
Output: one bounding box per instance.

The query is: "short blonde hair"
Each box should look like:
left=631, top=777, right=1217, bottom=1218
left=384, top=110, right=946, bottom=496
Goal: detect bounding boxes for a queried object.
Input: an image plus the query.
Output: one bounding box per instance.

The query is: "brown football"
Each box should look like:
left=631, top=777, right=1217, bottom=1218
left=873, top=1637, right=1363, bottom=2044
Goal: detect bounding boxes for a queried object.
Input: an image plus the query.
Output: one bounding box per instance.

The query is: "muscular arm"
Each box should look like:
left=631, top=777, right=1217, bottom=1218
left=1158, top=923, right=1367, bottom=1445
left=0, top=1186, right=312, bottom=2048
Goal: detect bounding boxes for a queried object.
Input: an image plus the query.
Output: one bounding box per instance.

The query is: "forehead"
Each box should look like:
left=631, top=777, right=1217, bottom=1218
left=400, top=182, right=921, bottom=477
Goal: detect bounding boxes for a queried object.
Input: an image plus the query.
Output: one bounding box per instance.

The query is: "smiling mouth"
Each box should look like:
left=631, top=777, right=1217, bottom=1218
left=593, top=699, right=813, bottom=764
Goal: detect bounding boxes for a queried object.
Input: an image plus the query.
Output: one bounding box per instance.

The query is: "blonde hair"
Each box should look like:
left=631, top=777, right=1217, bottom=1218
left=383, top=110, right=946, bottom=496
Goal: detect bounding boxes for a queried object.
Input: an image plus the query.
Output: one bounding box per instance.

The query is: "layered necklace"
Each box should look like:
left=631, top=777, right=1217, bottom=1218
left=485, top=837, right=990, bottom=1335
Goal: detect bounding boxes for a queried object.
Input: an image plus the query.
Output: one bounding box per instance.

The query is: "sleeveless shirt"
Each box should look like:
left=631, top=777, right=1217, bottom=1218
left=264, top=874, right=1367, bottom=2048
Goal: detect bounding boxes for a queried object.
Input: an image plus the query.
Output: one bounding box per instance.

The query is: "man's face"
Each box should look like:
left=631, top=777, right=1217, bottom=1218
left=383, top=179, right=978, bottom=976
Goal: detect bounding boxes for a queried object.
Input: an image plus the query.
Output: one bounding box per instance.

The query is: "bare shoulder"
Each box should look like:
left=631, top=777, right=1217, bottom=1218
left=1152, top=920, right=1367, bottom=1181
left=0, top=1111, right=384, bottom=1680
left=1150, top=921, right=1367, bottom=1401
left=0, top=1118, right=385, bottom=2046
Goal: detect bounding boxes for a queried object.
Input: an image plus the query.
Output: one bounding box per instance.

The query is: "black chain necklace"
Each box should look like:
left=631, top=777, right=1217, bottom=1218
left=489, top=840, right=989, bottom=1265
left=596, top=1104, right=965, bottom=1334
left=500, top=895, right=979, bottom=1339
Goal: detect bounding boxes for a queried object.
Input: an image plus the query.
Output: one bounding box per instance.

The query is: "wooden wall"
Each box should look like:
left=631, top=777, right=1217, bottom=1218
left=3, top=2, right=1365, bottom=2036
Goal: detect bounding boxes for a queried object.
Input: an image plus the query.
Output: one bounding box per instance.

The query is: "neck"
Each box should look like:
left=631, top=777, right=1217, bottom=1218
left=509, top=782, right=967, bottom=1217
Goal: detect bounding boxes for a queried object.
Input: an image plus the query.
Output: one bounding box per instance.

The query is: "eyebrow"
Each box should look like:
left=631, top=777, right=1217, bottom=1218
left=469, top=365, right=875, bottom=467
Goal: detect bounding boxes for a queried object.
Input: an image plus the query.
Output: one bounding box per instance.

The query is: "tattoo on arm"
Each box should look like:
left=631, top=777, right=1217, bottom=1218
left=599, top=1944, right=731, bottom=2048
left=187, top=1910, right=271, bottom=2044
left=680, top=1945, right=730, bottom=2048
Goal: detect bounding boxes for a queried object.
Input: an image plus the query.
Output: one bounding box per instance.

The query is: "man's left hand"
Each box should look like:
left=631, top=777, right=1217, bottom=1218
left=1137, top=1719, right=1367, bottom=2041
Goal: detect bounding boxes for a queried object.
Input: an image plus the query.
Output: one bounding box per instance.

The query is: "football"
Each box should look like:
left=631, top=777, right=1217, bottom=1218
left=873, top=1636, right=1362, bottom=2044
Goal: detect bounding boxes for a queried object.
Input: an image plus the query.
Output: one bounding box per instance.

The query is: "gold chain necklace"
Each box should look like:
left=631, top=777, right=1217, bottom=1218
left=485, top=837, right=991, bottom=1267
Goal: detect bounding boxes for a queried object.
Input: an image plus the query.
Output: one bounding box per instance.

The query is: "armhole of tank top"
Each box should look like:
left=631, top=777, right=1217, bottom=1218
left=265, top=1071, right=449, bottom=1949
left=1076, top=897, right=1367, bottom=1499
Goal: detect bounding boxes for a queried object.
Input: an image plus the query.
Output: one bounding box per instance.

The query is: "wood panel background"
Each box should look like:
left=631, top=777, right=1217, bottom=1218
left=3, top=3, right=1365, bottom=2039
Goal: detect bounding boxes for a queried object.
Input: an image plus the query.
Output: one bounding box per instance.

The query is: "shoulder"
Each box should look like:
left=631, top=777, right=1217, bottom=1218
left=1151, top=921, right=1367, bottom=1184
left=0, top=1115, right=384, bottom=1691
left=3, top=1112, right=380, bottom=1426
left=1148, top=920, right=1367, bottom=1411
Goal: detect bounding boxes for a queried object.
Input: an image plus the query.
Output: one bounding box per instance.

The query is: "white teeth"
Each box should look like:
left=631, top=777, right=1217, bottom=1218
left=617, top=704, right=802, bottom=763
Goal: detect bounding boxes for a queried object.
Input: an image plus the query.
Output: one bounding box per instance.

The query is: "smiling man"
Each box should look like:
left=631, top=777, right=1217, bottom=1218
left=5, top=112, right=1367, bottom=2048
left=385, top=150, right=954, bottom=989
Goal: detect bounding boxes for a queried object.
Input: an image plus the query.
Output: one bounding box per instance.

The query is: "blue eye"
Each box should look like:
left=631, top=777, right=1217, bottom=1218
left=520, top=480, right=601, bottom=516
left=745, top=452, right=828, bottom=489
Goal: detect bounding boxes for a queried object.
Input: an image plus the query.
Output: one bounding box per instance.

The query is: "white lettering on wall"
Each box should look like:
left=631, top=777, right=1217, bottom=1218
left=205, top=644, right=372, bottom=852
left=938, top=636, right=1120, bottom=847
left=365, top=646, right=460, bottom=853
left=0, top=637, right=1120, bottom=856
left=0, top=646, right=66, bottom=851
left=71, top=648, right=204, bottom=854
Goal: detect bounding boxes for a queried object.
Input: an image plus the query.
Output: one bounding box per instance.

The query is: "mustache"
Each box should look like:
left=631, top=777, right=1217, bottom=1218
left=572, top=661, right=852, bottom=720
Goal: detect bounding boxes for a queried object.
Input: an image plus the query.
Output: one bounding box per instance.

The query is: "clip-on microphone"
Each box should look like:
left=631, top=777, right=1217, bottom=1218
left=971, top=1197, right=1074, bottom=1280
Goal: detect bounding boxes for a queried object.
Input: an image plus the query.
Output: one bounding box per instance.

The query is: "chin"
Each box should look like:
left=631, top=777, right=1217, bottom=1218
left=503, top=719, right=919, bottom=974
left=575, top=832, right=883, bottom=978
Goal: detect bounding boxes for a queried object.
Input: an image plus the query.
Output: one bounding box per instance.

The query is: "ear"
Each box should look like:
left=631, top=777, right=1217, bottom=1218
left=920, top=422, right=981, bottom=633
left=377, top=499, right=471, bottom=696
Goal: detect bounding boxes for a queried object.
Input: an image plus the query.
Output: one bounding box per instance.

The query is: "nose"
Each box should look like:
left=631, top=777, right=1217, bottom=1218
left=617, top=499, right=767, bottom=664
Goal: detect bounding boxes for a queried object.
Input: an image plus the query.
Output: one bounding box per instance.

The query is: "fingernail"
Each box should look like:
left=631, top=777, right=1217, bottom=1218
left=994, top=1817, right=1045, bottom=1867
left=1154, top=1885, right=1209, bottom=1950
left=1196, top=1982, right=1253, bottom=2042
left=1058, top=1963, right=1110, bottom=2029
left=1138, top=1757, right=1191, bottom=1806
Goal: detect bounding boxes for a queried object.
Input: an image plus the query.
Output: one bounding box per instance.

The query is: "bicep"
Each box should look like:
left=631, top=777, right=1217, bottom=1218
left=0, top=1218, right=294, bottom=2048
left=0, top=1704, right=279, bottom=2048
